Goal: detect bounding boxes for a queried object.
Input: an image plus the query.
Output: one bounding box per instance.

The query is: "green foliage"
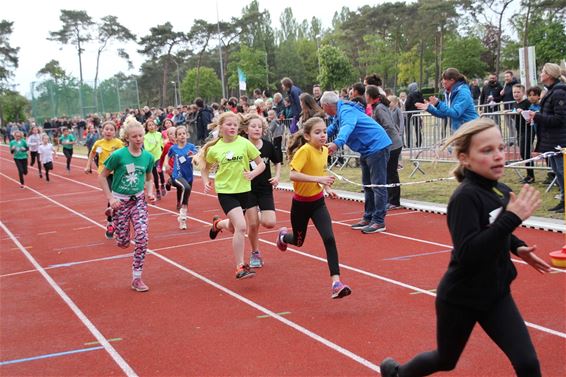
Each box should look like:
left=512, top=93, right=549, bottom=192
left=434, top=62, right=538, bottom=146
left=0, top=20, right=19, bottom=87
left=1, top=90, right=30, bottom=122
left=443, top=35, right=488, bottom=78
left=227, top=45, right=268, bottom=92
left=317, top=45, right=356, bottom=90
left=181, top=67, right=221, bottom=103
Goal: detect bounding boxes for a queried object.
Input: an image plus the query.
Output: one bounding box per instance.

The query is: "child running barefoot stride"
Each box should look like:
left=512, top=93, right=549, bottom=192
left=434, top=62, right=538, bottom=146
left=194, top=112, right=266, bottom=280
left=98, top=116, right=156, bottom=292
left=380, top=118, right=551, bottom=377
left=163, top=126, right=197, bottom=230
left=240, top=114, right=282, bottom=268
left=86, top=121, right=124, bottom=239
left=276, top=117, right=351, bottom=299
left=10, top=130, right=28, bottom=188
left=38, top=134, right=56, bottom=182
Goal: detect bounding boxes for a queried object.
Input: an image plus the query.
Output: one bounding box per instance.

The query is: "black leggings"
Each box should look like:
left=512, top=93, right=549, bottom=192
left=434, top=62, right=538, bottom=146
left=63, top=148, right=73, bottom=170
left=282, top=197, right=340, bottom=276
left=387, top=147, right=402, bottom=206
left=399, top=295, right=540, bottom=377
left=172, top=177, right=192, bottom=206
left=14, top=158, right=28, bottom=185
left=43, top=162, right=53, bottom=181
left=151, top=162, right=165, bottom=190
left=30, top=151, right=42, bottom=175
left=517, top=128, right=535, bottom=179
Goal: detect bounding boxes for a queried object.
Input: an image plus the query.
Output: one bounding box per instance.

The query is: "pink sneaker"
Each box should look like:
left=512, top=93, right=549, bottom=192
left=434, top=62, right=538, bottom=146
left=276, top=227, right=288, bottom=251
left=131, top=278, right=149, bottom=292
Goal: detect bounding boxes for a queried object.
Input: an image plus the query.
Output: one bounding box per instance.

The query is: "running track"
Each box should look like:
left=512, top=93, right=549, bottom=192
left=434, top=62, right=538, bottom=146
left=0, top=147, right=564, bottom=376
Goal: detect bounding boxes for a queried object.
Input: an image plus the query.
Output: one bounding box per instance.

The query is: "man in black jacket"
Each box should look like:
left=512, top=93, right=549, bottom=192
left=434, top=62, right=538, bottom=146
left=194, top=97, right=214, bottom=145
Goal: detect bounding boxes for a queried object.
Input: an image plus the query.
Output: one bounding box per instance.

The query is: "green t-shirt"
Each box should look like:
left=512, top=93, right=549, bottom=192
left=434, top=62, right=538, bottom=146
left=143, top=131, right=164, bottom=161
left=205, top=136, right=260, bottom=194
left=59, top=134, right=76, bottom=149
left=104, top=147, right=154, bottom=195
left=10, top=139, right=28, bottom=159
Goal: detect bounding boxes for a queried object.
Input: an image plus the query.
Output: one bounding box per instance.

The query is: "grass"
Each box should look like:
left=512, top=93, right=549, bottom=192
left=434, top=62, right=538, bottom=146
left=278, top=157, right=563, bottom=220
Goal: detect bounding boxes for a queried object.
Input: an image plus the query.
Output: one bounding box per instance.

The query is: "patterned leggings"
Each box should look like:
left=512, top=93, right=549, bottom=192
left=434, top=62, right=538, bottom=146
left=113, top=196, right=149, bottom=272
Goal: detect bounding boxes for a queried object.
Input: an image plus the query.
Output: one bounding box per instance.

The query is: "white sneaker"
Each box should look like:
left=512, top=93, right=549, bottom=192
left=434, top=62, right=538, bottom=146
left=178, top=216, right=187, bottom=230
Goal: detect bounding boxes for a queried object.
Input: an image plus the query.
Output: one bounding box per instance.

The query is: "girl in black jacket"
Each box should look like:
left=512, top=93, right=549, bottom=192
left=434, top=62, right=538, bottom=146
left=380, top=118, right=551, bottom=377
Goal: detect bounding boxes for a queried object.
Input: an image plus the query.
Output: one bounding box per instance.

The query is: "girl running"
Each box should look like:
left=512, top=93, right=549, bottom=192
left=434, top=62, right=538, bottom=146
left=86, top=121, right=124, bottom=239
left=380, top=118, right=550, bottom=377
left=276, top=117, right=352, bottom=299
left=9, top=130, right=28, bottom=188
left=239, top=114, right=282, bottom=268
left=38, top=134, right=56, bottom=182
left=194, top=112, right=266, bottom=280
left=27, top=126, right=42, bottom=179
left=144, top=117, right=166, bottom=200
left=159, top=126, right=177, bottom=198
left=98, top=116, right=156, bottom=292
left=58, top=127, right=76, bottom=174
left=163, top=126, right=197, bottom=230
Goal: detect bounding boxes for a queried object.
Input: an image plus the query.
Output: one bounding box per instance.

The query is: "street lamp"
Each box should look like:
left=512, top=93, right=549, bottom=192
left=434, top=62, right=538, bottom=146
left=171, top=81, right=178, bottom=107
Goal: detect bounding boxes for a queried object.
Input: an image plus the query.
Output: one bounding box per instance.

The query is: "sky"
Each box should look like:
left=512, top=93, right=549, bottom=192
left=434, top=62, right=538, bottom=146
left=4, top=0, right=387, bottom=97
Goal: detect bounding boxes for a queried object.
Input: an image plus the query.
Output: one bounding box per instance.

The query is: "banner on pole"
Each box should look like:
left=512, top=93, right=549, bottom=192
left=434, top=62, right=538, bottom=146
left=238, top=67, right=247, bottom=91
left=519, top=46, right=537, bottom=89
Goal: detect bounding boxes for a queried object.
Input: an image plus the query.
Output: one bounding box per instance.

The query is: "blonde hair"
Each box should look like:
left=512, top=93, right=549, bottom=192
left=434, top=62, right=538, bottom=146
left=542, top=63, right=566, bottom=83
left=193, top=112, right=242, bottom=171
left=175, top=125, right=188, bottom=137
left=441, top=118, right=499, bottom=182
left=239, top=113, right=267, bottom=136
left=120, top=116, right=144, bottom=145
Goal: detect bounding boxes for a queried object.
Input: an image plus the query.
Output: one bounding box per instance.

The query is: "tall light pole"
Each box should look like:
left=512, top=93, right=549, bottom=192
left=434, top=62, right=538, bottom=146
left=171, top=81, right=178, bottom=107
left=171, top=57, right=182, bottom=105
left=216, top=0, right=226, bottom=98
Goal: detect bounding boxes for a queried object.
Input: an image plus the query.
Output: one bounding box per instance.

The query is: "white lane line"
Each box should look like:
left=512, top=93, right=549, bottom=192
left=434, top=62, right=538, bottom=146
left=0, top=221, right=137, bottom=377
left=0, top=189, right=97, bottom=204
left=0, top=172, right=381, bottom=373
left=37, top=231, right=57, bottom=236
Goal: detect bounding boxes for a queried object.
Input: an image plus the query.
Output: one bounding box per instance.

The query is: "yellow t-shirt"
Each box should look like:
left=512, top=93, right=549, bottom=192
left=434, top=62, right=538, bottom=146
left=91, top=138, right=124, bottom=173
left=289, top=143, right=328, bottom=197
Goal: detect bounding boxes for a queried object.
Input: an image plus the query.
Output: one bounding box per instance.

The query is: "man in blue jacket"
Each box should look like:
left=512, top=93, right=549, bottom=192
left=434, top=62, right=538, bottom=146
left=322, top=91, right=392, bottom=234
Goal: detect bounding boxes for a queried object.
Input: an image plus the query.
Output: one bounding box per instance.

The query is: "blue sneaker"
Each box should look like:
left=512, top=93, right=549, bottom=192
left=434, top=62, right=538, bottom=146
left=380, top=358, right=400, bottom=377
left=249, top=251, right=263, bottom=268
left=331, top=281, right=352, bottom=299
left=276, top=227, right=288, bottom=251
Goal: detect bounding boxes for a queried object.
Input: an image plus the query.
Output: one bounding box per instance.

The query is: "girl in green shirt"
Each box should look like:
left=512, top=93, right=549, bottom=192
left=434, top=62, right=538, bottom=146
left=9, top=130, right=28, bottom=188
left=58, top=127, right=76, bottom=174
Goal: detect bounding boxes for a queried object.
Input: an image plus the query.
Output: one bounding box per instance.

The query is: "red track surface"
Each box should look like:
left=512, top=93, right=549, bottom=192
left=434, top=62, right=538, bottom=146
left=1, top=147, right=564, bottom=376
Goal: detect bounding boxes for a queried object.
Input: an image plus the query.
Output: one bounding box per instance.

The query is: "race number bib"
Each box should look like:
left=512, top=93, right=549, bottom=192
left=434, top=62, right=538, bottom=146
left=179, top=156, right=187, bottom=164
left=126, top=163, right=136, bottom=174
left=96, top=147, right=103, bottom=154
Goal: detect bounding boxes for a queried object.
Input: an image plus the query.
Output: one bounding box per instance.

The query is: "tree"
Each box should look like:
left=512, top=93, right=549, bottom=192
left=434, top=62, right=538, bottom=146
left=0, top=20, right=19, bottom=90
left=93, top=15, right=136, bottom=95
left=180, top=67, right=222, bottom=103
left=48, top=10, right=94, bottom=85
left=0, top=90, right=29, bottom=123
left=227, top=44, right=268, bottom=92
left=443, top=35, right=488, bottom=78
left=138, top=22, right=186, bottom=106
left=317, top=45, right=356, bottom=90
left=187, top=20, right=218, bottom=97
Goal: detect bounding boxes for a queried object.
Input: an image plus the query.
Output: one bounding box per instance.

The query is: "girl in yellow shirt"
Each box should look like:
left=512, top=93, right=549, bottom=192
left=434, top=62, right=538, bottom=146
left=276, top=117, right=351, bottom=299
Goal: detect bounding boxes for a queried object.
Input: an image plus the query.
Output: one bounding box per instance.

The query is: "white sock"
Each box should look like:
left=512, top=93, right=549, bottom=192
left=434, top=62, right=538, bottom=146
left=133, top=270, right=142, bottom=279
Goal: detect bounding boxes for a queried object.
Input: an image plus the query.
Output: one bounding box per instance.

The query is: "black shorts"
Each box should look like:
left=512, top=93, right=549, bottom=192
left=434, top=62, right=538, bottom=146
left=249, top=189, right=275, bottom=211
left=218, top=192, right=253, bottom=215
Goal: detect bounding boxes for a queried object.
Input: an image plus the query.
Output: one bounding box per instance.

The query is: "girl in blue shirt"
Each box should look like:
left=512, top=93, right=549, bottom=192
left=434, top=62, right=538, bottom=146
left=163, top=126, right=198, bottom=230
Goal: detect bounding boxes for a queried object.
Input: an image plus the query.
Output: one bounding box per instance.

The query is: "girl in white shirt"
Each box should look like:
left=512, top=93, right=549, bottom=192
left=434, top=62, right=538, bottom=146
left=37, top=134, right=56, bottom=182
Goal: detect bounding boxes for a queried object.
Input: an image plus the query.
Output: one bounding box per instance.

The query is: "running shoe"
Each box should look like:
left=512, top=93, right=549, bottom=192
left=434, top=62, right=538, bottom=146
left=331, top=281, right=352, bottom=299
left=276, top=227, right=288, bottom=251
left=249, top=251, right=263, bottom=268
left=156, top=190, right=161, bottom=200
left=160, top=184, right=167, bottom=197
left=131, top=278, right=149, bottom=292
left=209, top=216, right=221, bottom=239
left=165, top=179, right=172, bottom=191
left=361, top=223, right=386, bottom=234
left=104, top=207, right=113, bottom=218
left=235, top=264, right=256, bottom=280
left=379, top=358, right=400, bottom=377
left=178, top=216, right=187, bottom=230
left=105, top=223, right=115, bottom=240
left=351, top=219, right=370, bottom=229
